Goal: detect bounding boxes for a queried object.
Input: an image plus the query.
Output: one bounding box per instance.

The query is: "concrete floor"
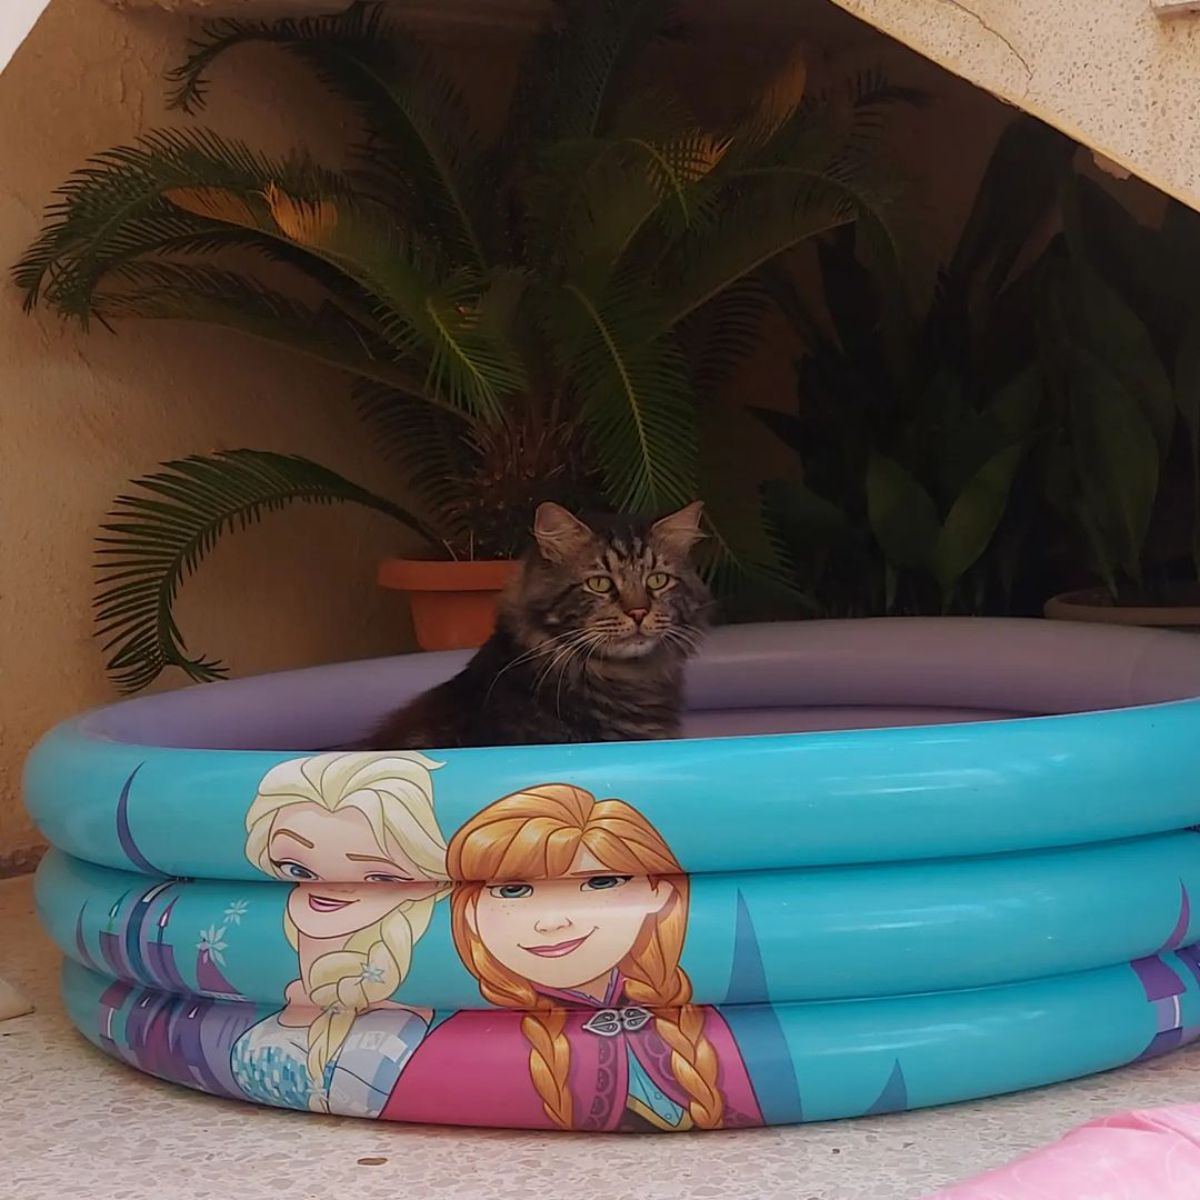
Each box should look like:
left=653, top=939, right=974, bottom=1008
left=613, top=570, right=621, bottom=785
left=3, top=873, right=1199, bottom=1200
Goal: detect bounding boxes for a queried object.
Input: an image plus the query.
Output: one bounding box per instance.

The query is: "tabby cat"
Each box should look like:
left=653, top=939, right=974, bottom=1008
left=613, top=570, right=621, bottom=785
left=366, top=501, right=710, bottom=748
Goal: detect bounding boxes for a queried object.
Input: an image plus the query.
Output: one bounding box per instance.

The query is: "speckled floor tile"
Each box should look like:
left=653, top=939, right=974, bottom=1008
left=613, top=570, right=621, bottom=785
left=2, top=874, right=1198, bottom=1200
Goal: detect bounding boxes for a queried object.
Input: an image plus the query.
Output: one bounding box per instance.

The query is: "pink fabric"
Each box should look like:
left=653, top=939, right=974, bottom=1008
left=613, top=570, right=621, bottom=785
left=925, top=1106, right=1200, bottom=1199
left=382, top=973, right=762, bottom=1130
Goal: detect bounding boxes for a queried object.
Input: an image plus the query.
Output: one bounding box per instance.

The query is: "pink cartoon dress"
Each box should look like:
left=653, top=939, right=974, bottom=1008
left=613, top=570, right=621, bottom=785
left=382, top=971, right=763, bottom=1131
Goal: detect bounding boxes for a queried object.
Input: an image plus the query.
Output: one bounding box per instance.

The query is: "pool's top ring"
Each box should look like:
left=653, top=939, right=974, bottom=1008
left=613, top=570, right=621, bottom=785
left=24, top=618, right=1200, bottom=880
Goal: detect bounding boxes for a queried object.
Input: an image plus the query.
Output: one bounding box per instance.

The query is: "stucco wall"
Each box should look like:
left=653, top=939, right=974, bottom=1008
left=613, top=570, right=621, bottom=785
left=0, top=0, right=422, bottom=870
left=829, top=0, right=1200, bottom=213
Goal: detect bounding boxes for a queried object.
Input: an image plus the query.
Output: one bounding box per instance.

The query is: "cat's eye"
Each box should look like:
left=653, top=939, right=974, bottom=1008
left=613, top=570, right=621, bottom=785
left=646, top=572, right=671, bottom=590
left=585, top=575, right=615, bottom=594
left=489, top=882, right=534, bottom=900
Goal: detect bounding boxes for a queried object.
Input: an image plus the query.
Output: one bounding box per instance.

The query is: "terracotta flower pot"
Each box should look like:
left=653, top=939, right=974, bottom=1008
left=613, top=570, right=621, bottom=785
left=1043, top=586, right=1200, bottom=632
left=378, top=558, right=519, bottom=652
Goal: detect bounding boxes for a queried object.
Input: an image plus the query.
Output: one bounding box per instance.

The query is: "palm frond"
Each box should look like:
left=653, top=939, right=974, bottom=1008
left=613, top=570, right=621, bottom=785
left=168, top=181, right=521, bottom=419
left=258, top=186, right=526, bottom=418
left=13, top=127, right=348, bottom=319
left=95, top=449, right=441, bottom=693
left=509, top=0, right=677, bottom=148
left=678, top=273, right=773, bottom=400
left=356, top=382, right=476, bottom=530
left=655, top=172, right=865, bottom=330
left=532, top=128, right=729, bottom=290
left=168, top=2, right=486, bottom=267
left=91, top=260, right=449, bottom=403
left=736, top=67, right=923, bottom=176
left=548, top=275, right=696, bottom=512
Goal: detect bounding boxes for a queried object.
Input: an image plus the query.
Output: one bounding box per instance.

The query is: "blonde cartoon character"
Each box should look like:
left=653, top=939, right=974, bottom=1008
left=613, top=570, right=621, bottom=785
left=231, top=752, right=450, bottom=1116
left=381, top=783, right=762, bottom=1131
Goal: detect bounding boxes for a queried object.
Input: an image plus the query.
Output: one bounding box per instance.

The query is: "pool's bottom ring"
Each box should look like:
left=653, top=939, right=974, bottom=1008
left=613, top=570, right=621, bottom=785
left=64, top=945, right=1200, bottom=1131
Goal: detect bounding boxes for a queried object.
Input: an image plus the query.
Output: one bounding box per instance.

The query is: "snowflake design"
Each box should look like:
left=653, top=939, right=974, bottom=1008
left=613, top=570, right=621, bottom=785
left=360, top=963, right=387, bottom=985
left=223, top=899, right=249, bottom=925
left=198, top=924, right=228, bottom=965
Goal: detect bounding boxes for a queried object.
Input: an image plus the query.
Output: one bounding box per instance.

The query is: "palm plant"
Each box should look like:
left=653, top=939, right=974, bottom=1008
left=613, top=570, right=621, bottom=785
left=18, top=0, right=905, bottom=691
left=757, top=116, right=1072, bottom=617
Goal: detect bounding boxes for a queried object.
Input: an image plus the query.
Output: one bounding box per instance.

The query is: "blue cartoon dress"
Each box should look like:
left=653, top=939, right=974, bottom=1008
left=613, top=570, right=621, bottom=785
left=231, top=1007, right=428, bottom=1117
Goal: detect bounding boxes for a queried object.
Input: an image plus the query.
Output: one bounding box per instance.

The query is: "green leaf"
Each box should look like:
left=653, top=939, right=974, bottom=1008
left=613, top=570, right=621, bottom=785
left=1060, top=260, right=1174, bottom=462
left=866, top=452, right=939, bottom=570
left=986, top=366, right=1042, bottom=441
left=548, top=276, right=697, bottom=512
left=656, top=170, right=867, bottom=331
left=1069, top=350, right=1159, bottom=582
left=169, top=4, right=487, bottom=268
left=932, top=443, right=1024, bottom=592
left=1073, top=175, right=1183, bottom=339
left=762, top=477, right=854, bottom=551
left=948, top=115, right=1073, bottom=295
left=536, top=128, right=730, bottom=293
left=166, top=182, right=521, bottom=419
left=12, top=128, right=327, bottom=318
left=509, top=0, right=677, bottom=146
left=355, top=381, right=476, bottom=532
left=91, top=260, right=456, bottom=408
left=680, top=275, right=771, bottom=401
left=94, top=450, right=441, bottom=694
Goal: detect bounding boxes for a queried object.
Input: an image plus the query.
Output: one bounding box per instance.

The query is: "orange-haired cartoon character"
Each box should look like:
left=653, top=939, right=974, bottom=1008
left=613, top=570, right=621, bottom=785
left=382, top=783, right=762, bottom=1131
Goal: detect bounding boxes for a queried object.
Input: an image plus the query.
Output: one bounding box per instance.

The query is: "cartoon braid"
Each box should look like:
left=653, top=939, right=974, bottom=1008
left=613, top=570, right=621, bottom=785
left=520, top=1008, right=573, bottom=1130
left=622, top=892, right=725, bottom=1130
left=451, top=883, right=576, bottom=1130
left=650, top=1002, right=724, bottom=1130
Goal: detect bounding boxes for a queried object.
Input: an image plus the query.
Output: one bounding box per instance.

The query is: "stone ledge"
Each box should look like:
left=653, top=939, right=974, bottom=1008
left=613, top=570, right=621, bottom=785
left=1151, top=0, right=1200, bottom=16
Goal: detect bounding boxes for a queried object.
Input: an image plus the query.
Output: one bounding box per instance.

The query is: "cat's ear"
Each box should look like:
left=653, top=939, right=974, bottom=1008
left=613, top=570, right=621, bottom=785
left=533, top=502, right=593, bottom=562
left=650, top=500, right=705, bottom=556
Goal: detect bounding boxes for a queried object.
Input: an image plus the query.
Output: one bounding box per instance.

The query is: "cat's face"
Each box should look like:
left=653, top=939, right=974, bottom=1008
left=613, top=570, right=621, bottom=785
left=507, top=502, right=710, bottom=662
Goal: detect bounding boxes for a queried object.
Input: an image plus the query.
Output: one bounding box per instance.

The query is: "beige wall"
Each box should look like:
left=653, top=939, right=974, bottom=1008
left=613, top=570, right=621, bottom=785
left=0, top=0, right=425, bottom=869
left=830, top=0, right=1200, bottom=214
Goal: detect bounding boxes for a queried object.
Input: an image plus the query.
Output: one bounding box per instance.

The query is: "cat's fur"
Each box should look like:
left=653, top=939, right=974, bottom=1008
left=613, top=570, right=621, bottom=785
left=365, top=501, right=710, bottom=749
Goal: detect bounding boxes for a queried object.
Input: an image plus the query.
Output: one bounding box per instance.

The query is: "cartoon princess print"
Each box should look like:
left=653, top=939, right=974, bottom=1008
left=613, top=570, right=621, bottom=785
left=382, top=783, right=763, bottom=1131
left=231, top=751, right=451, bottom=1117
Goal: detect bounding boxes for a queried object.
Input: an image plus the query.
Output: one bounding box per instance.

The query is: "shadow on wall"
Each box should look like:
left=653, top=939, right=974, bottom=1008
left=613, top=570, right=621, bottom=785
left=0, top=0, right=423, bottom=872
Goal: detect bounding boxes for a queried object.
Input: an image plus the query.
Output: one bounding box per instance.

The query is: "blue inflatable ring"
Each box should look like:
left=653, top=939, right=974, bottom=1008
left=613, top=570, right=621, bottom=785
left=27, top=618, right=1200, bottom=1131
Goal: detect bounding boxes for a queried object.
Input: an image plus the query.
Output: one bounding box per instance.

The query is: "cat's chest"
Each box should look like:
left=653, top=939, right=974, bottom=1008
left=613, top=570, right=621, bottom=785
left=480, top=665, right=679, bottom=740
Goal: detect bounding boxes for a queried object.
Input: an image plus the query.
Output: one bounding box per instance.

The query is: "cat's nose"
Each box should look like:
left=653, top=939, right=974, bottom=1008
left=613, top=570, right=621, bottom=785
left=625, top=607, right=649, bottom=625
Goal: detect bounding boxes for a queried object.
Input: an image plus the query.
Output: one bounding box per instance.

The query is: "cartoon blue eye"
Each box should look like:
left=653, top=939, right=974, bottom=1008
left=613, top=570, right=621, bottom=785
left=271, top=859, right=318, bottom=881
left=490, top=883, right=534, bottom=899
left=582, top=875, right=631, bottom=891
left=364, top=873, right=413, bottom=885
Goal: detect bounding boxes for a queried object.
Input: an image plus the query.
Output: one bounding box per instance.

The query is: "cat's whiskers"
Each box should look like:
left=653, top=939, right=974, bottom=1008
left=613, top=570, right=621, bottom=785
left=534, top=629, right=604, bottom=704
left=662, top=625, right=702, bottom=655
left=532, top=630, right=602, bottom=703
left=553, top=631, right=607, bottom=716
left=483, top=628, right=589, bottom=704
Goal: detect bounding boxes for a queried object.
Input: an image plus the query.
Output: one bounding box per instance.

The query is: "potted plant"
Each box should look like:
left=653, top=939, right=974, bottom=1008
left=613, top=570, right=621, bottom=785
left=18, top=0, right=904, bottom=686
left=758, top=112, right=1200, bottom=628
left=755, top=117, right=1073, bottom=616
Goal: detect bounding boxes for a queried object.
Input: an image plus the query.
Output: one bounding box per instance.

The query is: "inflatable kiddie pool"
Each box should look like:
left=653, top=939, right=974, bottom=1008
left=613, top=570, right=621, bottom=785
left=25, top=618, right=1200, bottom=1131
